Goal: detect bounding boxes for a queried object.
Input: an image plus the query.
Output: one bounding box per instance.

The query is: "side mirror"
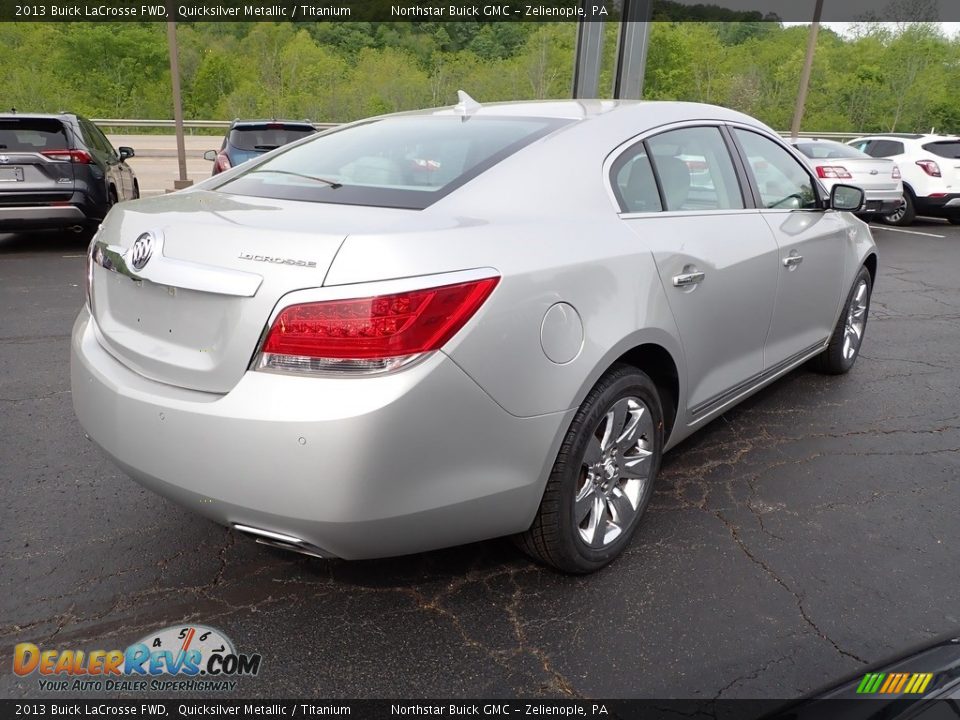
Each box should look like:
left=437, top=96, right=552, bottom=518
left=203, top=150, right=218, bottom=162
left=118, top=146, right=135, bottom=160
left=830, top=184, right=865, bottom=212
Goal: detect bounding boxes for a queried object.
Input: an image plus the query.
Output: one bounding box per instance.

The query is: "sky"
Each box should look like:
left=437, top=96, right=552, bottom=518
left=782, top=22, right=960, bottom=37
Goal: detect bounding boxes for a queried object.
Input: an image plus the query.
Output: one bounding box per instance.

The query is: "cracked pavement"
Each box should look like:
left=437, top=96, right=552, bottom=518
left=1, top=222, right=958, bottom=700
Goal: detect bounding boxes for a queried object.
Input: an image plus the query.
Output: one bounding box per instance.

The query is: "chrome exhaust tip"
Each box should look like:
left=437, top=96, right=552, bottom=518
left=232, top=523, right=333, bottom=559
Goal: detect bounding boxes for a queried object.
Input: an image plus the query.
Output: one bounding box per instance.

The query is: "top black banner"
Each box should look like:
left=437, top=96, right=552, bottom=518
left=1, top=0, right=957, bottom=23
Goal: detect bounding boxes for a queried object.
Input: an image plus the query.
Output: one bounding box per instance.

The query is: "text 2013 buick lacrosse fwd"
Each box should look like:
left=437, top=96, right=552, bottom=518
left=72, top=96, right=877, bottom=573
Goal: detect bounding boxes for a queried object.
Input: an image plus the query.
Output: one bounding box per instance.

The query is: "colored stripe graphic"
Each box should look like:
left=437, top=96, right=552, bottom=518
left=856, top=672, right=934, bottom=695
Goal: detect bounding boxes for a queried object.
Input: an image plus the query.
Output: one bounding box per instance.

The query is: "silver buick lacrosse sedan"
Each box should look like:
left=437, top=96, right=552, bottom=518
left=72, top=96, right=876, bottom=573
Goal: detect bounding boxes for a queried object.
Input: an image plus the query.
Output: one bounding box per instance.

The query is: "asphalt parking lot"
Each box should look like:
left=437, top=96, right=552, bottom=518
left=1, top=219, right=958, bottom=700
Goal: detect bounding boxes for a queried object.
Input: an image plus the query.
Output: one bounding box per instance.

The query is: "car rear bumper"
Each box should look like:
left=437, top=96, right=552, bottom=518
left=915, top=193, right=960, bottom=216
left=859, top=188, right=903, bottom=215
left=71, top=308, right=570, bottom=560
left=0, top=204, right=87, bottom=229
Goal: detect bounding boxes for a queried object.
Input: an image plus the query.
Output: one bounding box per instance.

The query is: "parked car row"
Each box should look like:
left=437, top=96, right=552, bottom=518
left=3, top=110, right=956, bottom=236
left=848, top=133, right=960, bottom=226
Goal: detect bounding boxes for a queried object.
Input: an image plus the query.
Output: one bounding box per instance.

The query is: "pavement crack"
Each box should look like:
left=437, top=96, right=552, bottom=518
left=713, top=509, right=867, bottom=666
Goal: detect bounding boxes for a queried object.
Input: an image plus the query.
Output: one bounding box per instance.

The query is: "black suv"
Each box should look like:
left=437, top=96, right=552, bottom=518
left=204, top=120, right=316, bottom=175
left=0, top=113, right=138, bottom=234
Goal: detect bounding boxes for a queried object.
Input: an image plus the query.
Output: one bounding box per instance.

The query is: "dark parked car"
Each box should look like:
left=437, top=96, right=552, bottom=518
left=204, top=120, right=317, bottom=175
left=0, top=112, right=138, bottom=235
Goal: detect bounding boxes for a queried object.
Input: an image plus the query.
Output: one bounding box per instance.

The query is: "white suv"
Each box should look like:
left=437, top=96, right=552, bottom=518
left=848, top=134, right=960, bottom=226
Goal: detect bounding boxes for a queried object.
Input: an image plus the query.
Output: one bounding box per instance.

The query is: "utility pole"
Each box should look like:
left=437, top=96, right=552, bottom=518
left=167, top=19, right=192, bottom=190
left=790, top=0, right=824, bottom=140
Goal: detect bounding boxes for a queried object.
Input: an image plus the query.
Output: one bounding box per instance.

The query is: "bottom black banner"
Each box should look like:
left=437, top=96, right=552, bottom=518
left=0, top=699, right=947, bottom=720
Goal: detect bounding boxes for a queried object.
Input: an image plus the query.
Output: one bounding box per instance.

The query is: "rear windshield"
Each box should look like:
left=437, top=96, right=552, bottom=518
left=795, top=142, right=866, bottom=160
left=922, top=141, right=960, bottom=159
left=228, top=126, right=316, bottom=151
left=216, top=115, right=568, bottom=210
left=0, top=118, right=68, bottom=152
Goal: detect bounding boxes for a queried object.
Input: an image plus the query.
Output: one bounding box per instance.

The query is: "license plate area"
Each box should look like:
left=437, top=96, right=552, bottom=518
left=0, top=166, right=24, bottom=182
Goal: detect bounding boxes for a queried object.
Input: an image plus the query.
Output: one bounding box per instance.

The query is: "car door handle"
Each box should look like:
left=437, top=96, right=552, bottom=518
left=783, top=255, right=804, bottom=268
left=673, top=271, right=705, bottom=287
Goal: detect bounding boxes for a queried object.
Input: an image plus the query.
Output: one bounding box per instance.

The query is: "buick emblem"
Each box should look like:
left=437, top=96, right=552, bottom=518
left=129, top=233, right=155, bottom=270
left=0, top=155, right=9, bottom=164
left=869, top=169, right=879, bottom=175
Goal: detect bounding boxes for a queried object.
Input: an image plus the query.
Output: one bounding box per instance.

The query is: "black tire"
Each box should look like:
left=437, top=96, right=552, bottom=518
left=881, top=190, right=915, bottom=226
left=515, top=364, right=663, bottom=574
left=947, top=216, right=960, bottom=226
left=811, top=265, right=872, bottom=375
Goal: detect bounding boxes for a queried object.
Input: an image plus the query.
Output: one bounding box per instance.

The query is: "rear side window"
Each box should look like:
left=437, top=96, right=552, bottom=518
left=865, top=140, right=904, bottom=157
left=228, top=126, right=316, bottom=151
left=922, top=141, right=960, bottom=159
left=612, top=147, right=662, bottom=213
left=218, top=116, right=568, bottom=210
left=0, top=118, right=68, bottom=152
left=646, top=126, right=744, bottom=211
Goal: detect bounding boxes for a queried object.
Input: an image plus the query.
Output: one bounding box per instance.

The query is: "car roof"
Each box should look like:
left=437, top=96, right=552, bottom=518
left=230, top=120, right=315, bottom=128
left=792, top=138, right=848, bottom=146
left=0, top=112, right=78, bottom=121
left=851, top=133, right=960, bottom=142
left=374, top=99, right=774, bottom=140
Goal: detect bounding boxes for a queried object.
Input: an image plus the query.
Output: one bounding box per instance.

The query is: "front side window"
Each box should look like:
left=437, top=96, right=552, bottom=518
left=734, top=129, right=819, bottom=210
left=646, top=127, right=744, bottom=211
left=216, top=116, right=568, bottom=210
left=866, top=140, right=905, bottom=157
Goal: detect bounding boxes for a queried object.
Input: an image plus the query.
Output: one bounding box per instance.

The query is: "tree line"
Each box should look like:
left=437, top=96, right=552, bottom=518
left=1, top=21, right=958, bottom=133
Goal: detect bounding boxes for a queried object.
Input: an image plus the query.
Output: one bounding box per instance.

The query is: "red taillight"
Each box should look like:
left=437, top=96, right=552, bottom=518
left=41, top=149, right=93, bottom=164
left=815, top=165, right=852, bottom=179
left=257, top=277, right=500, bottom=375
left=916, top=160, right=941, bottom=177
left=892, top=165, right=901, bottom=179
left=213, top=152, right=231, bottom=174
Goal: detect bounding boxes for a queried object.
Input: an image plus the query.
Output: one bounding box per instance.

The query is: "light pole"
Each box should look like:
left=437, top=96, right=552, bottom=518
left=166, top=19, right=192, bottom=190
left=790, top=0, right=825, bottom=140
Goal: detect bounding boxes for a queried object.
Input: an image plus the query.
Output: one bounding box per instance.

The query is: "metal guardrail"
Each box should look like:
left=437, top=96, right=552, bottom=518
left=92, top=119, right=340, bottom=131
left=91, top=118, right=862, bottom=139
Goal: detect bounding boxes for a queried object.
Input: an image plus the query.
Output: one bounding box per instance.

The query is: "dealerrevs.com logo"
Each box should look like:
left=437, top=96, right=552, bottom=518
left=13, top=624, right=262, bottom=692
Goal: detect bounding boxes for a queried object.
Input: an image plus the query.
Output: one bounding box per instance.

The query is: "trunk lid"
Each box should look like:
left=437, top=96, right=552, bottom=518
left=832, top=157, right=900, bottom=192
left=89, top=190, right=373, bottom=393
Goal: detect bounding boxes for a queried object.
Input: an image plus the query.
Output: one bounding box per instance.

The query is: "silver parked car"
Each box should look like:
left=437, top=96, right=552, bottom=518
left=72, top=97, right=877, bottom=573
left=791, top=138, right=903, bottom=220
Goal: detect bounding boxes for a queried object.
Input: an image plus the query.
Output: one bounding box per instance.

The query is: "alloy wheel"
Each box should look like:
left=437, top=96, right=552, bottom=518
left=575, top=396, right=654, bottom=548
left=843, top=279, right=869, bottom=360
